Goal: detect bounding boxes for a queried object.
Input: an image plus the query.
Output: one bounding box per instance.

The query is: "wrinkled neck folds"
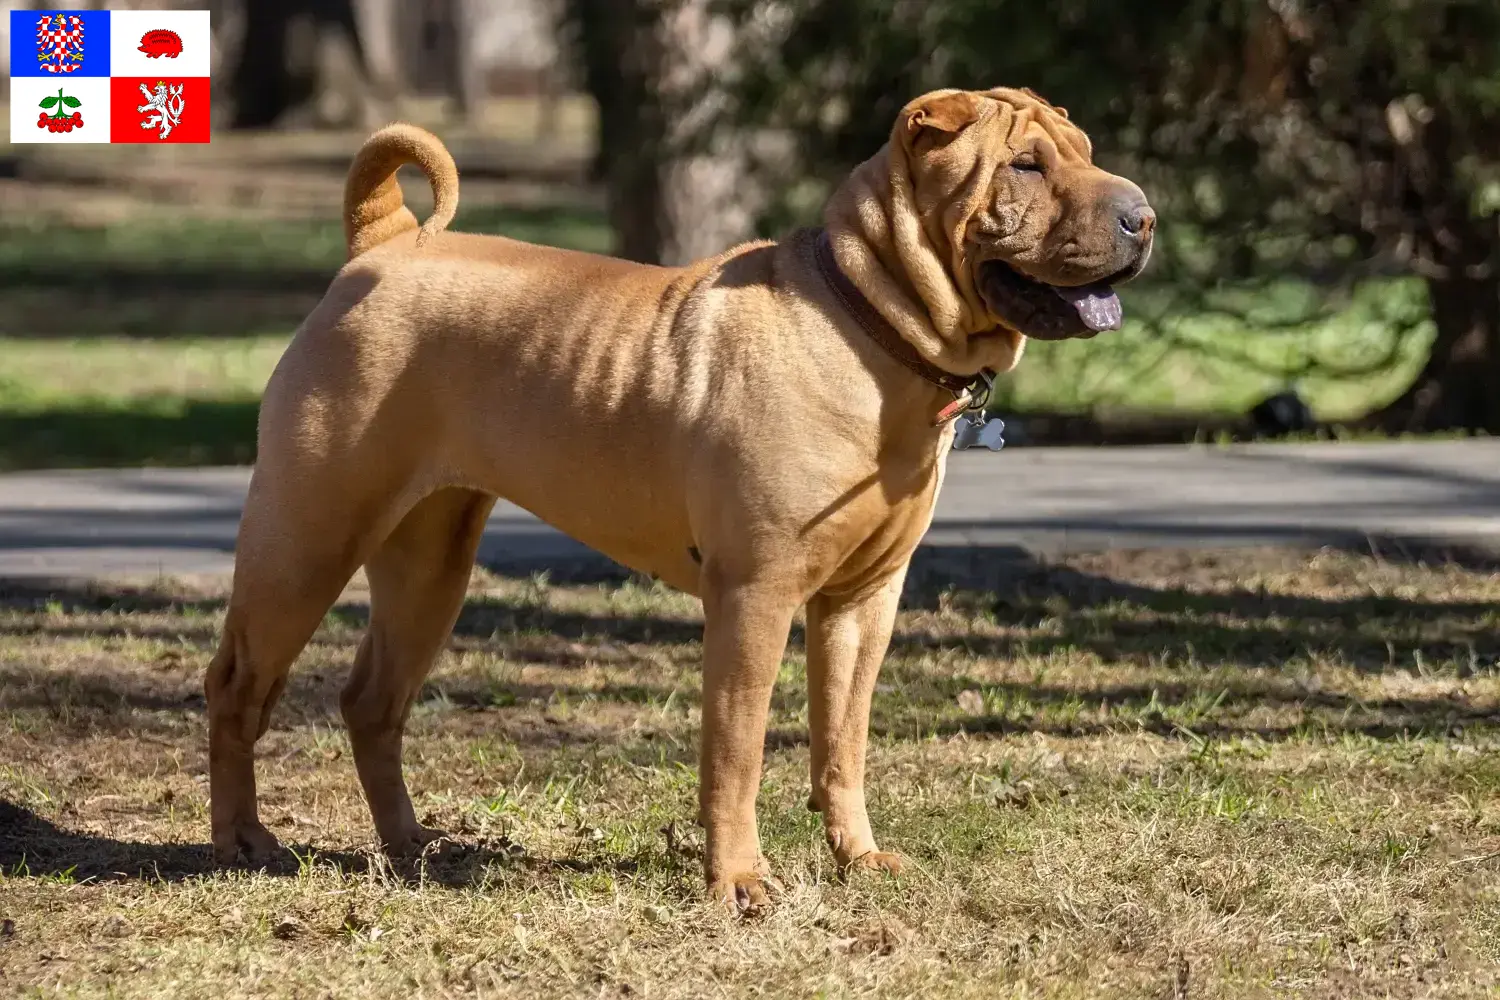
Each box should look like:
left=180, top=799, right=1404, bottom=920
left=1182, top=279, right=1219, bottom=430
left=820, top=107, right=1038, bottom=378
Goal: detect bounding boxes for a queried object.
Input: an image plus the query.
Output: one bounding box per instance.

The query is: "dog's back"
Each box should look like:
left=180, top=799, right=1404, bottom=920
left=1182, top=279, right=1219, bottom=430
left=254, top=125, right=804, bottom=593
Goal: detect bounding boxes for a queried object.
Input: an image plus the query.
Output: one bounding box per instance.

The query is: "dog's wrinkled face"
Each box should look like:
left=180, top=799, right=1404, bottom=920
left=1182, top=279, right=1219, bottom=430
left=899, top=87, right=1154, bottom=342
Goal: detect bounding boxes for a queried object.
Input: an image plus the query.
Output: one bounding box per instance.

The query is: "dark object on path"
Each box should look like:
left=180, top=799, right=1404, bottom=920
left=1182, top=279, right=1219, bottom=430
left=1249, top=390, right=1317, bottom=438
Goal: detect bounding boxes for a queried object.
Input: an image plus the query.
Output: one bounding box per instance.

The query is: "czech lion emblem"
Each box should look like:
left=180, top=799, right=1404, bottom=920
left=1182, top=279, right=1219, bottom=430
left=138, top=81, right=186, bottom=140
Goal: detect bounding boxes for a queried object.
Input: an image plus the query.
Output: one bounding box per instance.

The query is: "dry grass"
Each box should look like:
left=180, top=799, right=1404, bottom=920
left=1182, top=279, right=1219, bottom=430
left=3, top=547, right=1500, bottom=998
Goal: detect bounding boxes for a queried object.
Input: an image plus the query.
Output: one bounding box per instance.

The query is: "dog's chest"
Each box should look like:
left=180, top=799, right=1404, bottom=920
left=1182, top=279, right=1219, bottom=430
left=811, top=447, right=948, bottom=593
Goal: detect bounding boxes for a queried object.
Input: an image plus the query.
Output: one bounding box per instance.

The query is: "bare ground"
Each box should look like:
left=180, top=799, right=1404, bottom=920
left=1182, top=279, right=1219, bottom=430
left=2, top=546, right=1500, bottom=998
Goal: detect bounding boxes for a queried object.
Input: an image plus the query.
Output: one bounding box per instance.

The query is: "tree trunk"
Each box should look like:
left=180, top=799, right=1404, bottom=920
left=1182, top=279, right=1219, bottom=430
left=352, top=0, right=404, bottom=99
left=228, top=0, right=372, bottom=128
left=448, top=0, right=485, bottom=121
left=229, top=0, right=301, bottom=127
left=567, top=0, right=667, bottom=263
left=657, top=0, right=755, bottom=265
left=564, top=0, right=755, bottom=265
left=1376, top=220, right=1500, bottom=434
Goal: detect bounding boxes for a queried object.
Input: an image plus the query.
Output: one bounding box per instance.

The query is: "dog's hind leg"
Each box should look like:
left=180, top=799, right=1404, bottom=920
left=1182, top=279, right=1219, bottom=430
left=805, top=569, right=908, bottom=876
left=340, top=487, right=496, bottom=855
left=206, top=488, right=374, bottom=865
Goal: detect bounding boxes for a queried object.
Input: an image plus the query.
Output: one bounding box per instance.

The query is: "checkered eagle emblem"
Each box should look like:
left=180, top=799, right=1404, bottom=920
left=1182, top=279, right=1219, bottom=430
left=35, top=13, right=85, bottom=74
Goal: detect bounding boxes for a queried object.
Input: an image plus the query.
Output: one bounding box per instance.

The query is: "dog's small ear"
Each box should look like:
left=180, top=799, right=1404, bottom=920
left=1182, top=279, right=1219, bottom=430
left=904, top=92, right=982, bottom=145
left=1018, top=86, right=1068, bottom=118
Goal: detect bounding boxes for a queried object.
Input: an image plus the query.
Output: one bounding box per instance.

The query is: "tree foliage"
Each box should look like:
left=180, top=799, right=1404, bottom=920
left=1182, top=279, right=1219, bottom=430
left=718, top=0, right=1500, bottom=430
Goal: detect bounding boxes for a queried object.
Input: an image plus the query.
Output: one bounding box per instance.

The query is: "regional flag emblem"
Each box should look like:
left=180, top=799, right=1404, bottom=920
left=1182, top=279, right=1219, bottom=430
left=13, top=9, right=109, bottom=79
left=138, top=29, right=183, bottom=59
left=9, top=9, right=210, bottom=144
left=36, top=12, right=86, bottom=74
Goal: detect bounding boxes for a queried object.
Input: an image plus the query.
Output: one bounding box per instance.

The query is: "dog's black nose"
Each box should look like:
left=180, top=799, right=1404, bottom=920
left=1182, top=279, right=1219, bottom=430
left=1118, top=201, right=1155, bottom=240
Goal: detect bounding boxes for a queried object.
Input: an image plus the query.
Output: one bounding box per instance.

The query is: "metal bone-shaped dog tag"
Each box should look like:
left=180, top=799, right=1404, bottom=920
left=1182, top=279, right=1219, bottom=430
left=952, top=413, right=1005, bottom=451
left=951, top=413, right=982, bottom=450
left=976, top=416, right=1005, bottom=450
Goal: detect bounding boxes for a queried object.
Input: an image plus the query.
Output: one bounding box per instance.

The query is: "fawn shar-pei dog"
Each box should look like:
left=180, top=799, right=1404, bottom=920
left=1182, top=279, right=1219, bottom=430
left=205, top=86, right=1153, bottom=908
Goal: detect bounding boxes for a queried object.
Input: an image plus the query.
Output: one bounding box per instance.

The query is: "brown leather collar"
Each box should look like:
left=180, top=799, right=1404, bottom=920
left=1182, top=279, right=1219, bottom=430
left=813, top=228, right=985, bottom=398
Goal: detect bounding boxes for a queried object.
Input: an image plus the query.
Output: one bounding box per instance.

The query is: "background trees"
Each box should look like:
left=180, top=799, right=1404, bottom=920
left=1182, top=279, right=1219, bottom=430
left=200, top=0, right=1500, bottom=432
left=715, top=0, right=1500, bottom=432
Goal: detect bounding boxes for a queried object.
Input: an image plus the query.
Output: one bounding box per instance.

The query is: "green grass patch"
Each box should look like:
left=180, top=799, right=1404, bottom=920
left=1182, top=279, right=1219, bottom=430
left=0, top=203, right=612, bottom=285
left=0, top=336, right=284, bottom=404
left=0, top=203, right=613, bottom=468
left=0, top=338, right=282, bottom=470
left=0, top=398, right=262, bottom=470
left=0, top=203, right=612, bottom=340
left=2, top=548, right=1498, bottom=996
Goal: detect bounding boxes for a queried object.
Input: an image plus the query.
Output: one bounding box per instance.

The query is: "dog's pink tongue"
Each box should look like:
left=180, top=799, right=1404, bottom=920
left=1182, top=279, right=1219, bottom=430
left=1056, top=284, right=1123, bottom=331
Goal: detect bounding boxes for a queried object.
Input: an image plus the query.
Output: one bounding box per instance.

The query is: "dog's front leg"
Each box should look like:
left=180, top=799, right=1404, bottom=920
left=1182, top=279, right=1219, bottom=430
left=805, top=571, right=907, bottom=875
left=698, top=572, right=798, bottom=910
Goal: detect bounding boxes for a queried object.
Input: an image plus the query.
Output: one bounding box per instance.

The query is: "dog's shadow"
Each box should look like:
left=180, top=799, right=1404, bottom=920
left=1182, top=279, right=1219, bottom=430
left=0, top=799, right=656, bottom=890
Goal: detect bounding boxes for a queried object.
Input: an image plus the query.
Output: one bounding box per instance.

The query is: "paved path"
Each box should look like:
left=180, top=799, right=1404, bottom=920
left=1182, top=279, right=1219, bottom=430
left=1, top=440, right=1497, bottom=581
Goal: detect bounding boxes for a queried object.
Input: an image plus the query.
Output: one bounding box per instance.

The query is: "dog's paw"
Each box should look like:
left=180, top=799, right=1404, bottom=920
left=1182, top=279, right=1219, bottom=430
left=380, top=823, right=451, bottom=858
left=212, top=820, right=285, bottom=867
left=711, top=871, right=783, bottom=916
left=847, top=850, right=906, bottom=877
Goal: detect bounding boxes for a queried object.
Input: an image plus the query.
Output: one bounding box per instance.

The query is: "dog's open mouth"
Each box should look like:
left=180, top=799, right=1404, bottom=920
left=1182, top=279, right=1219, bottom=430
left=978, top=260, right=1126, bottom=341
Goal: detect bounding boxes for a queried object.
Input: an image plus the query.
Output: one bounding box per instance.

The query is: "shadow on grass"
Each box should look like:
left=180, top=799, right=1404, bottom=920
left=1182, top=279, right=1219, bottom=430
left=6, top=539, right=1498, bottom=675
left=0, top=798, right=224, bottom=882
left=0, top=798, right=664, bottom=888
left=0, top=399, right=260, bottom=471
left=4, top=541, right=1496, bottom=727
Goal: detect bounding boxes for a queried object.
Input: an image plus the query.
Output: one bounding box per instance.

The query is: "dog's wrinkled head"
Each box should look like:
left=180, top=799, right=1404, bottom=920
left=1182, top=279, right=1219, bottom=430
left=830, top=86, right=1154, bottom=375
left=899, top=87, right=1153, bottom=344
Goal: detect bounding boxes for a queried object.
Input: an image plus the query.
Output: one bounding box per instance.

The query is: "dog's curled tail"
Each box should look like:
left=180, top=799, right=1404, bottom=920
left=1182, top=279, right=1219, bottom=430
left=343, top=123, right=459, bottom=260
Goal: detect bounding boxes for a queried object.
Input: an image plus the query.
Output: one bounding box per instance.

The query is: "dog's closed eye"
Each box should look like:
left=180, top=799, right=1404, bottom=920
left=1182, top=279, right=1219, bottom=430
left=1011, top=155, right=1045, bottom=175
